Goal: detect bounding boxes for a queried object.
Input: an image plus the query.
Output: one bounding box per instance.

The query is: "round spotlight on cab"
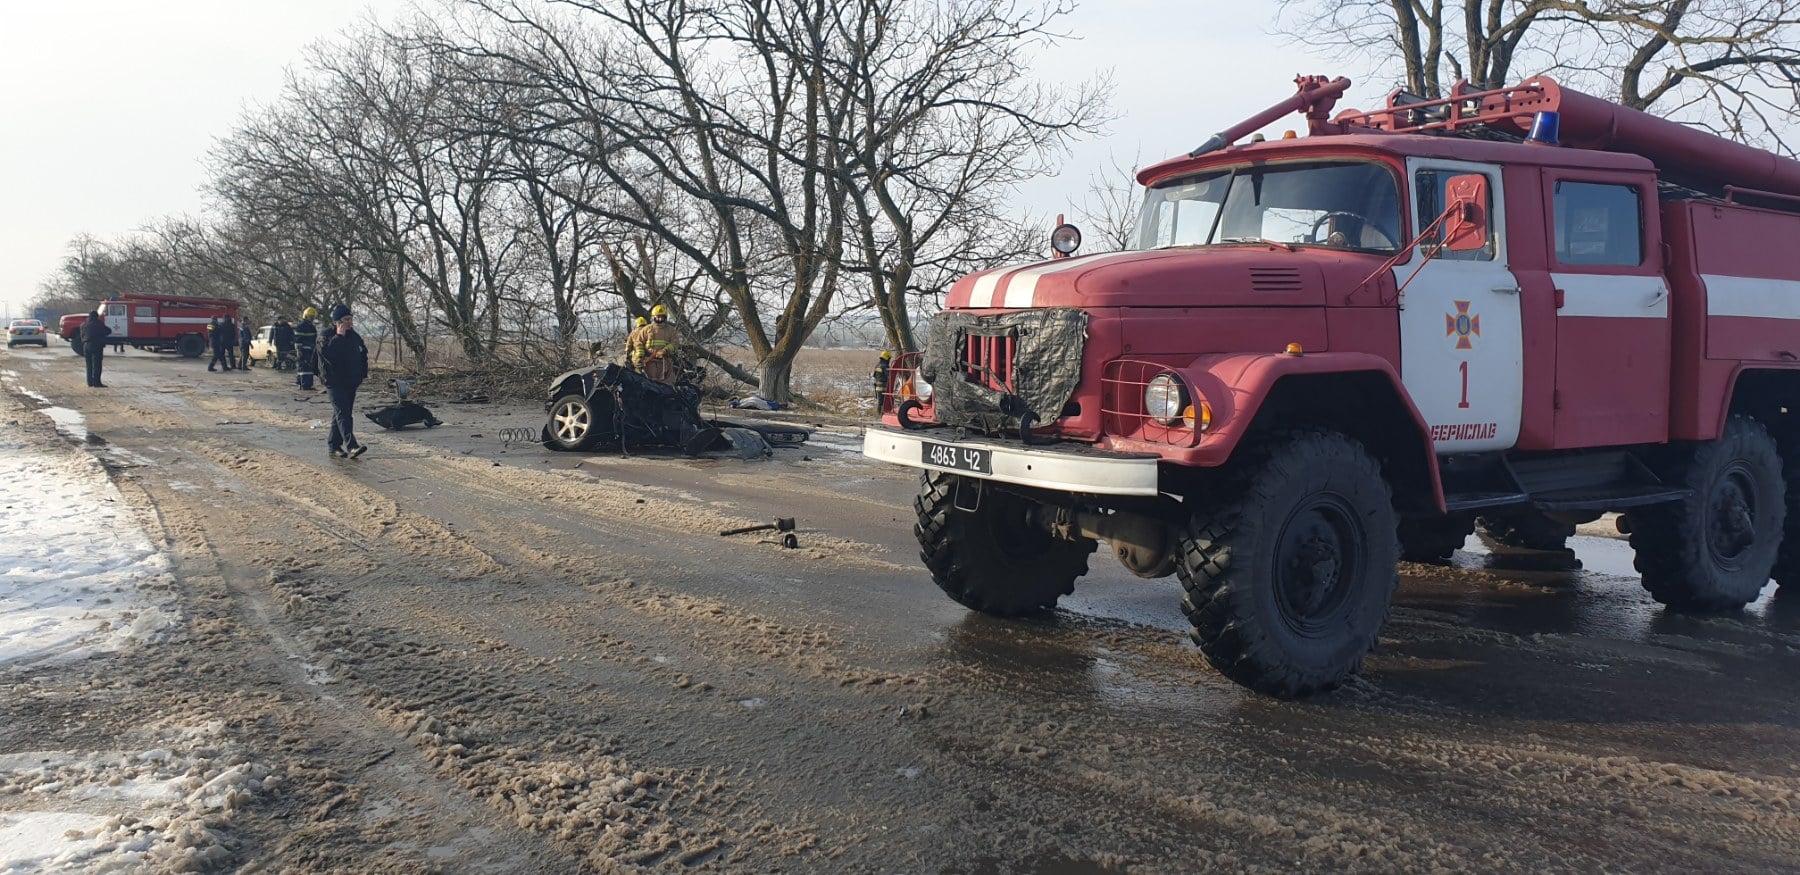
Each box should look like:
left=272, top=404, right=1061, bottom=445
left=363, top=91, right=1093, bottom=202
left=1050, top=223, right=1083, bottom=256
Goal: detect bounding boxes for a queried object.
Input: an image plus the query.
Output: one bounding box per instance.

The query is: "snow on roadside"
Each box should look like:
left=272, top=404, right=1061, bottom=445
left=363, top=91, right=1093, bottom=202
left=1, top=400, right=268, bottom=872
left=0, top=416, right=178, bottom=666
left=0, top=722, right=274, bottom=873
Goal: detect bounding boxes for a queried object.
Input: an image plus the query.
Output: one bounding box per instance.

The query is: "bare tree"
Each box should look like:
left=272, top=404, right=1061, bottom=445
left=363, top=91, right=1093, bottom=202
left=1276, top=0, right=1800, bottom=152
left=1073, top=151, right=1144, bottom=253
left=434, top=0, right=1105, bottom=399
left=820, top=0, right=1111, bottom=353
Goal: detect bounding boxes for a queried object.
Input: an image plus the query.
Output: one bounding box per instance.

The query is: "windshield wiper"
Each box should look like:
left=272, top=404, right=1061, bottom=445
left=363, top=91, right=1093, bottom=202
left=1220, top=236, right=1296, bottom=251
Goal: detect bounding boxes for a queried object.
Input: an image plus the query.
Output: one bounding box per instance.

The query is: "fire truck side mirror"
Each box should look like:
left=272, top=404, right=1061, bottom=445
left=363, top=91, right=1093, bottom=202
left=1441, top=173, right=1490, bottom=252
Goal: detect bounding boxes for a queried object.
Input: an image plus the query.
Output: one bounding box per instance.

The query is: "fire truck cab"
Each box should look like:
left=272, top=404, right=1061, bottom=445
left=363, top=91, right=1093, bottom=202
left=864, top=74, right=1800, bottom=697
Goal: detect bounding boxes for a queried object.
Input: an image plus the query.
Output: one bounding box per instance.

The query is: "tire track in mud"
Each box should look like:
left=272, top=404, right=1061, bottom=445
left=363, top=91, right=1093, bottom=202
left=69, top=382, right=907, bottom=867
left=91, top=412, right=579, bottom=870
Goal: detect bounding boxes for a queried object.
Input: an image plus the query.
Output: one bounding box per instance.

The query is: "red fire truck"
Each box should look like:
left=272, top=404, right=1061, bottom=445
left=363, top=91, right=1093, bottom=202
left=61, top=293, right=239, bottom=357
left=865, top=73, right=1800, bottom=697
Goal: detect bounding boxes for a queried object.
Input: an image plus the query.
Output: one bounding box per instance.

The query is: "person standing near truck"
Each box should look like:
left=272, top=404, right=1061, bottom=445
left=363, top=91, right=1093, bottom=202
left=319, top=305, right=369, bottom=459
left=237, top=320, right=253, bottom=370
left=293, top=308, right=319, bottom=390
left=207, top=317, right=230, bottom=373
left=272, top=317, right=295, bottom=370
left=219, top=315, right=239, bottom=370
left=871, top=349, right=891, bottom=409
left=80, top=311, right=111, bottom=388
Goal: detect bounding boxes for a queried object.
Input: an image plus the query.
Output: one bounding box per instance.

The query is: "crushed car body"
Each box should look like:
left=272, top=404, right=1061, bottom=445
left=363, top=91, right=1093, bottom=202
left=540, top=363, right=810, bottom=456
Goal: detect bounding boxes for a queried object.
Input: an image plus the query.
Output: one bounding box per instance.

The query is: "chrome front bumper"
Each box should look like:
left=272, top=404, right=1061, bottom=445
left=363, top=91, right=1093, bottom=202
left=861, top=426, right=1161, bottom=496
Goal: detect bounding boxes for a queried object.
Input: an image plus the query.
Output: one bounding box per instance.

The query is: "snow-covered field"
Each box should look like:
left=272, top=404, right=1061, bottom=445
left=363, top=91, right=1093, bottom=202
left=0, top=386, right=264, bottom=872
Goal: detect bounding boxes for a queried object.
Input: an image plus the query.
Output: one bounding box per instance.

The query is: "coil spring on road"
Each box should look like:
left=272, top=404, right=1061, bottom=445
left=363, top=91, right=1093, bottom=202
left=498, top=427, right=541, bottom=448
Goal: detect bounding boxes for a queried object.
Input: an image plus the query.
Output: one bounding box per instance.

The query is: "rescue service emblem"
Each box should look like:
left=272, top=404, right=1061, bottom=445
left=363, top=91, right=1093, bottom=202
left=1445, top=300, right=1481, bottom=350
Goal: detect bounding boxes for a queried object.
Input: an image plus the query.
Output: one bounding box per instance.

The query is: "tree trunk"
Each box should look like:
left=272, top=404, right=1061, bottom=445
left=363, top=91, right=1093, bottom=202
left=757, top=353, right=795, bottom=403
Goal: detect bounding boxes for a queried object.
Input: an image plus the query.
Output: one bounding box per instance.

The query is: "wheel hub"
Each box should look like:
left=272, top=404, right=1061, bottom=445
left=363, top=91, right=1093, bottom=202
left=553, top=401, right=590, bottom=442
left=1274, top=498, right=1360, bottom=635
left=1708, top=468, right=1757, bottom=565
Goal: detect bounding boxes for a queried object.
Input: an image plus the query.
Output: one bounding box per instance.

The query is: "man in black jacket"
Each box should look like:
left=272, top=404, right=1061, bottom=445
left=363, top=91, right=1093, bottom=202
left=319, top=305, right=369, bottom=459
left=80, top=311, right=111, bottom=388
left=220, top=315, right=239, bottom=370
left=272, top=318, right=295, bottom=370
left=207, top=317, right=229, bottom=372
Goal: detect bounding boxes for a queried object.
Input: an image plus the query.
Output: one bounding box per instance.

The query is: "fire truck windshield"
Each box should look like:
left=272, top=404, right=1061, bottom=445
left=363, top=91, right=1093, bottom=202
left=1134, top=160, right=1402, bottom=253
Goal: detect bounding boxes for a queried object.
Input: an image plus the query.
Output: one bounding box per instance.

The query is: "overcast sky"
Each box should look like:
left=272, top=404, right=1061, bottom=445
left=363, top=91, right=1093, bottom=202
left=0, top=0, right=1348, bottom=318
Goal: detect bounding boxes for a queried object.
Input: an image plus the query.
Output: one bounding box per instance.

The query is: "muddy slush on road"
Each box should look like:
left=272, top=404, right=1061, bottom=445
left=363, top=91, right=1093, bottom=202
left=2, top=344, right=1799, bottom=872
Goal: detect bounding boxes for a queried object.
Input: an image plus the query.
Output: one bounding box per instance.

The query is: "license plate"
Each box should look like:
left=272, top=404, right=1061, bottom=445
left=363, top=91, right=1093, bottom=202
left=921, top=440, right=992, bottom=475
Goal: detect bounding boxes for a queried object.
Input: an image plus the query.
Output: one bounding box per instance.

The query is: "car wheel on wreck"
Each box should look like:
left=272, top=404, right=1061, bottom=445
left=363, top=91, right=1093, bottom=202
left=914, top=472, right=1095, bottom=617
left=546, top=393, right=602, bottom=451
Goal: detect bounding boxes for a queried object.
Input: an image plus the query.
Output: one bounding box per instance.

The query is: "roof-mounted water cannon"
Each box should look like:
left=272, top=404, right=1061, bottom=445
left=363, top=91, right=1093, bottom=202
left=1180, top=75, right=1352, bottom=159
left=1334, top=75, right=1800, bottom=199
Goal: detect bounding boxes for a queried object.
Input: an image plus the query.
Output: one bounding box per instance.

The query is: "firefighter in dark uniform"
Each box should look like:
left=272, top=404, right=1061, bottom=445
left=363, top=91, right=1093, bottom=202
left=272, top=318, right=295, bottom=370
left=208, top=317, right=230, bottom=372
left=293, top=307, right=319, bottom=390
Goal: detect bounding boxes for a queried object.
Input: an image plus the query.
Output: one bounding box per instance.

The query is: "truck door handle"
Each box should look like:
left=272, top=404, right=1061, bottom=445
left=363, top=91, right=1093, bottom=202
left=1491, top=286, right=1520, bottom=294
left=1647, top=290, right=1668, bottom=308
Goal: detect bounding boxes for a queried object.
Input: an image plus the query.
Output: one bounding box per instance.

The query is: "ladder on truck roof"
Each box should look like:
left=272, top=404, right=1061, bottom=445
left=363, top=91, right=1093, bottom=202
left=1325, top=75, right=1800, bottom=206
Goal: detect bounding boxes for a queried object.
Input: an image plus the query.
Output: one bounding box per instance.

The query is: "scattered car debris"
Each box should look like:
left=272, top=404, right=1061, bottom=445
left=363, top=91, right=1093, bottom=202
left=720, top=517, right=797, bottom=537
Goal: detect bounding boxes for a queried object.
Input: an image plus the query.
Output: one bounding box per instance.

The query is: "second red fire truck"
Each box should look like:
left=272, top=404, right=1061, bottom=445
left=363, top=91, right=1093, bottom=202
left=62, top=293, right=240, bottom=357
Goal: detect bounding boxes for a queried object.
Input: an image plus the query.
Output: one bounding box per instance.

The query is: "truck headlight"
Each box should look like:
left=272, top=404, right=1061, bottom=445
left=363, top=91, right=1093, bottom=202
left=1145, top=373, right=1185, bottom=423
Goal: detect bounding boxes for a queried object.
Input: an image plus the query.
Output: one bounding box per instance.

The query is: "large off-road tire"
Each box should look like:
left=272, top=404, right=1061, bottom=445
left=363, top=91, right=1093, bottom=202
left=1478, top=510, right=1574, bottom=551
left=1631, top=415, right=1785, bottom=612
left=1398, top=513, right=1474, bottom=564
left=546, top=394, right=602, bottom=451
left=176, top=334, right=205, bottom=358
left=1772, top=436, right=1800, bottom=591
left=1176, top=430, right=1399, bottom=698
left=69, top=337, right=84, bottom=356
left=914, top=472, right=1095, bottom=617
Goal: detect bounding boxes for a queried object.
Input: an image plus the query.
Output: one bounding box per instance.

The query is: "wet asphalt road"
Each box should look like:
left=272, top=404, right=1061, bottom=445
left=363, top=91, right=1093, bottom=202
left=4, top=343, right=1800, bottom=872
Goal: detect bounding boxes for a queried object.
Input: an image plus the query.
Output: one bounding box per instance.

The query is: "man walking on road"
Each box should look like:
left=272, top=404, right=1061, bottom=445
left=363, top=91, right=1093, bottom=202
left=80, top=311, right=111, bottom=388
left=319, top=305, right=369, bottom=459
left=294, top=308, right=319, bottom=390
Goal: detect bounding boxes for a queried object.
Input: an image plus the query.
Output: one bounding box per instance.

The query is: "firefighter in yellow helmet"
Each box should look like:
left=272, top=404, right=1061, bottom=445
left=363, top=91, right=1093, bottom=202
left=872, top=349, right=892, bottom=408
left=627, top=304, right=682, bottom=383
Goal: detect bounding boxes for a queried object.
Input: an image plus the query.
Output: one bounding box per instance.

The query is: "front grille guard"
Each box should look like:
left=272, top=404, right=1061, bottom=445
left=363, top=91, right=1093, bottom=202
left=1101, top=359, right=1200, bottom=448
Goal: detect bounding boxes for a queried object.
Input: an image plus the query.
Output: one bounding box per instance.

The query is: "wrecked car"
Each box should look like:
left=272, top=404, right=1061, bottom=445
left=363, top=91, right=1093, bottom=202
left=540, top=363, right=809, bottom=457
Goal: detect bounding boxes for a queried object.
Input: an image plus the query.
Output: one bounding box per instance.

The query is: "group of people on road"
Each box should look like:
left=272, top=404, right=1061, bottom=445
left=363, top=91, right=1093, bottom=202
left=206, top=316, right=253, bottom=372
left=83, top=302, right=368, bottom=459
